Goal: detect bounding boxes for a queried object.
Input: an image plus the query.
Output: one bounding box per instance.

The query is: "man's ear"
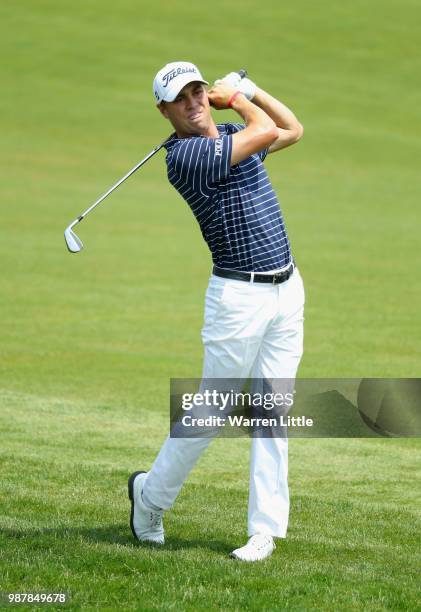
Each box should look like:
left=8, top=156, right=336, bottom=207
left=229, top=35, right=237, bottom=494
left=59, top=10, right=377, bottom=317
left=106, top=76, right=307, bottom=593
left=158, top=102, right=169, bottom=119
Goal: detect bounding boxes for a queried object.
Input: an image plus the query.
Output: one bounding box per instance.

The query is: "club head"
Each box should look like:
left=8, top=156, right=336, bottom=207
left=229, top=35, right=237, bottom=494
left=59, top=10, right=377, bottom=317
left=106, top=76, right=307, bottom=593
left=64, top=226, right=83, bottom=253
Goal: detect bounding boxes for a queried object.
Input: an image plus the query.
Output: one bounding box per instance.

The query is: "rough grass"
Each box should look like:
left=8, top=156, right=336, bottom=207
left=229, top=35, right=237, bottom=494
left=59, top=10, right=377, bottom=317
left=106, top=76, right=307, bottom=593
left=1, top=0, right=421, bottom=609
left=1, top=391, right=420, bottom=610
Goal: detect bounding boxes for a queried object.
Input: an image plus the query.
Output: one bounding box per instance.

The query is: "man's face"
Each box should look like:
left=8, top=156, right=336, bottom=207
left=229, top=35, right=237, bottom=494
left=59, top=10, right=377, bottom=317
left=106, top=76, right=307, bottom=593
left=158, top=82, right=212, bottom=138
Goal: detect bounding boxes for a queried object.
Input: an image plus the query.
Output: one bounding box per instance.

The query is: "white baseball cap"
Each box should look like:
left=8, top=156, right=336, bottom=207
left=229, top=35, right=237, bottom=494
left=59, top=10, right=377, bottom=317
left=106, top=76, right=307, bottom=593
left=153, top=61, right=209, bottom=104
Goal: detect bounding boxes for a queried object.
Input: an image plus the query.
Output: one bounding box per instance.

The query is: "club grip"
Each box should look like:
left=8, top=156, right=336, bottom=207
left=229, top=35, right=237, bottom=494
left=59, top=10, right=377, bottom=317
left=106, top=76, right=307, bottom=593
left=237, top=69, right=248, bottom=79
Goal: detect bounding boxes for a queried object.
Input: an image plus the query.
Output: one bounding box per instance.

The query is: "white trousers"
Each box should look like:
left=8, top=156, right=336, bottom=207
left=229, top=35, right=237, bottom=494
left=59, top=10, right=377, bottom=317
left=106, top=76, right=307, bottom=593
left=143, top=267, right=305, bottom=538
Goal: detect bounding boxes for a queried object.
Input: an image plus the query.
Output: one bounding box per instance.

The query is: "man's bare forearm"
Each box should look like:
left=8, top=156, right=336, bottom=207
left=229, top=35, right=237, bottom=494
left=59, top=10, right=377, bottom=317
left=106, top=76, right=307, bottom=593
left=231, top=93, right=276, bottom=133
left=228, top=94, right=278, bottom=163
left=252, top=88, right=303, bottom=134
left=207, top=83, right=279, bottom=163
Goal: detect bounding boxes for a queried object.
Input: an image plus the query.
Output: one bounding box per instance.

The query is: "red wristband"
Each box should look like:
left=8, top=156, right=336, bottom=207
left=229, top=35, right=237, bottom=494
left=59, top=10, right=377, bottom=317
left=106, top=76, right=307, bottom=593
left=227, top=90, right=242, bottom=108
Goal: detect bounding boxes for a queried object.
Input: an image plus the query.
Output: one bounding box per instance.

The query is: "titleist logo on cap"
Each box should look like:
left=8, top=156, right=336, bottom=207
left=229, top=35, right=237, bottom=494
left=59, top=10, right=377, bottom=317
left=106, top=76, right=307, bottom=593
left=162, top=66, right=197, bottom=88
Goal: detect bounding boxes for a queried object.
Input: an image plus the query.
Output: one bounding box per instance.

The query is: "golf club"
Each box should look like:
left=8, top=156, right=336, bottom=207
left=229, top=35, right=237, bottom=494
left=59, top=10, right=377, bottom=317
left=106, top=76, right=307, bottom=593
left=64, top=69, right=248, bottom=253
left=64, top=142, right=166, bottom=253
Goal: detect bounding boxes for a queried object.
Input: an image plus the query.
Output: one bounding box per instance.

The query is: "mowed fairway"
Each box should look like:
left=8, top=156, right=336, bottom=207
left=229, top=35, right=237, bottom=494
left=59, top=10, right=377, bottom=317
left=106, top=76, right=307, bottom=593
left=1, top=0, right=420, bottom=610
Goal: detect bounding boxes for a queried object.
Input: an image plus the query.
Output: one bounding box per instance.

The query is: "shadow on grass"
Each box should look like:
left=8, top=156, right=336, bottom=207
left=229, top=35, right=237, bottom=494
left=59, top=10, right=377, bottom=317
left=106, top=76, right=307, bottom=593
left=1, top=525, right=232, bottom=555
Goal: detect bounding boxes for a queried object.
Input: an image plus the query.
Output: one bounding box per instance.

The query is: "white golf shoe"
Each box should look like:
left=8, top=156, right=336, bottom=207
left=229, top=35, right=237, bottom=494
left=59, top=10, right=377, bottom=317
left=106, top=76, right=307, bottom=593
left=230, top=534, right=276, bottom=562
left=128, top=471, right=164, bottom=545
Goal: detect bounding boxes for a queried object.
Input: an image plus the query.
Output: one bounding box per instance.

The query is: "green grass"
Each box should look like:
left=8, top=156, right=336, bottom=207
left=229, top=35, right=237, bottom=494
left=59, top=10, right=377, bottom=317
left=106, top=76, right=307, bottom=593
left=1, top=0, right=421, bottom=609
left=1, top=391, right=420, bottom=611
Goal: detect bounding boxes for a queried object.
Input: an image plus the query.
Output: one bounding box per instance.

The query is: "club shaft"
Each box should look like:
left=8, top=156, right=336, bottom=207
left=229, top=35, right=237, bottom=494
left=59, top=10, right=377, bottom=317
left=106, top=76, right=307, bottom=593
left=71, top=142, right=165, bottom=229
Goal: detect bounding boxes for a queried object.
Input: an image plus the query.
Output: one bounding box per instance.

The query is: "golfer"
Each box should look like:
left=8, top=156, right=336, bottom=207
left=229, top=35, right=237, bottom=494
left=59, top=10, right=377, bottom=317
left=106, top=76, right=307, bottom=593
left=128, top=62, right=305, bottom=561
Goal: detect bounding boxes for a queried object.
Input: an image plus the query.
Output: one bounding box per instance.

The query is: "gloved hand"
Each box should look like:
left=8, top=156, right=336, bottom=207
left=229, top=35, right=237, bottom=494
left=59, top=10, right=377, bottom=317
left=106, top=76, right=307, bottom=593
left=218, top=72, right=257, bottom=101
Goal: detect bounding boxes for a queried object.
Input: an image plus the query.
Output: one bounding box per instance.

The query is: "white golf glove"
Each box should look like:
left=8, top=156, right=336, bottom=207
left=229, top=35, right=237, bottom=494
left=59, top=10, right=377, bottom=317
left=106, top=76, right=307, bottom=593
left=219, top=71, right=257, bottom=101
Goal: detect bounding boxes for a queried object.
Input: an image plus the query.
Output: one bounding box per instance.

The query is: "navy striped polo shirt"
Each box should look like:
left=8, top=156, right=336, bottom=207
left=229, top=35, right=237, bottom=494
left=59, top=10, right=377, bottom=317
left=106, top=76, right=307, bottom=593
left=164, top=123, right=292, bottom=272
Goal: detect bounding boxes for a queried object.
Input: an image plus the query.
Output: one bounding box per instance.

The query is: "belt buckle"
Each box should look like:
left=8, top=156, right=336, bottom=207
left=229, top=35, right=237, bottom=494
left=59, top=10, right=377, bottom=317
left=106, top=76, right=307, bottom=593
left=272, top=272, right=282, bottom=285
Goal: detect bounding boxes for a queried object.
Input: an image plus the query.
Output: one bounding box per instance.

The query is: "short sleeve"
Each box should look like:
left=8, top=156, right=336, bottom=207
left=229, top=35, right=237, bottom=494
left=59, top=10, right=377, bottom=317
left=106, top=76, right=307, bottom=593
left=170, top=135, right=233, bottom=192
